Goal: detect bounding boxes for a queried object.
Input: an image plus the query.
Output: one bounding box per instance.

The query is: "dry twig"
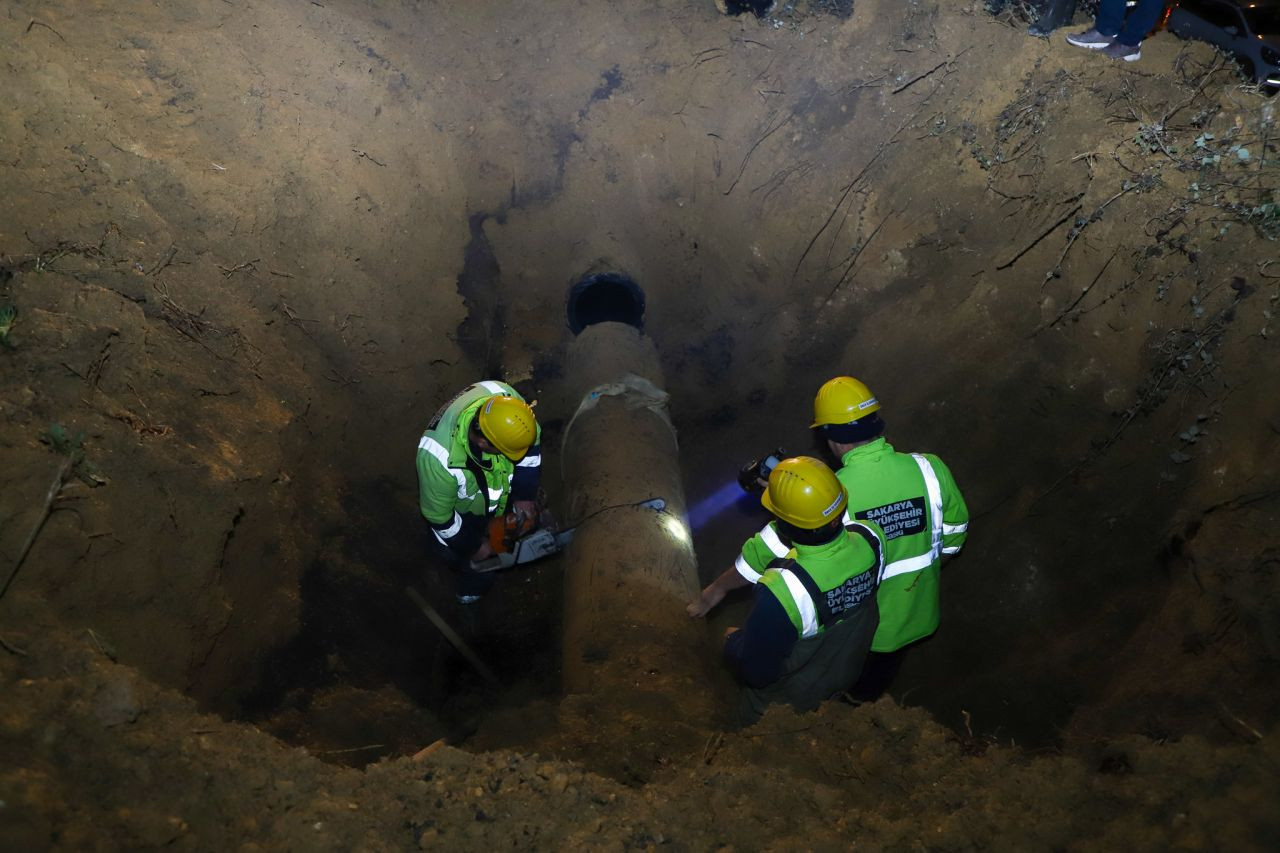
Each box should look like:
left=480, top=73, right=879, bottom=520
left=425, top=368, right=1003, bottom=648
left=0, top=456, right=75, bottom=603
left=25, top=19, right=66, bottom=42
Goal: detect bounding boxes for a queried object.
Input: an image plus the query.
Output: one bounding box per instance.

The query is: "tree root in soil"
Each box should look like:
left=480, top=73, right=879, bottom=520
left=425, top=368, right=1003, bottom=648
left=0, top=455, right=75, bottom=604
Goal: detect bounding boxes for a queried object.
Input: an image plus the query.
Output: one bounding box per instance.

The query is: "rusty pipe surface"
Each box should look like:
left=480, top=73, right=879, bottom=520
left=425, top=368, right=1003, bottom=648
left=559, top=322, right=706, bottom=704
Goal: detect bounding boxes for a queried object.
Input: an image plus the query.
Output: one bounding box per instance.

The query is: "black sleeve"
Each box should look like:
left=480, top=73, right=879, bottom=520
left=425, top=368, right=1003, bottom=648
left=723, top=585, right=799, bottom=689
left=510, top=440, right=542, bottom=501
left=433, top=512, right=488, bottom=561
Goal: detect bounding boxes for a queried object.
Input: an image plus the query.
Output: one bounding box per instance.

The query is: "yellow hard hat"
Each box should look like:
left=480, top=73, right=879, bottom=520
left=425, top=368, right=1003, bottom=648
left=477, top=395, right=537, bottom=460
left=811, top=376, right=881, bottom=427
left=760, top=456, right=848, bottom=529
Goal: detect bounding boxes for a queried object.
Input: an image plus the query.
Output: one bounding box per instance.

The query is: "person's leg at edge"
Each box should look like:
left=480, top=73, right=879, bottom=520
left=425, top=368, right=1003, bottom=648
left=427, top=539, right=495, bottom=604
left=1113, top=0, right=1168, bottom=46
left=1092, top=0, right=1130, bottom=39
left=455, top=564, right=495, bottom=603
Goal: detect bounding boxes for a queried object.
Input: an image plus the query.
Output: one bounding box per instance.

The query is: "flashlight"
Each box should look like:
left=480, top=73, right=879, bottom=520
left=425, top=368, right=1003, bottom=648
left=738, top=448, right=786, bottom=493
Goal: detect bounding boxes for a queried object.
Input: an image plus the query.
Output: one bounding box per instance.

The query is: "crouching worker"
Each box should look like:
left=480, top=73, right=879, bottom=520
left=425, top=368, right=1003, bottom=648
left=416, top=380, right=541, bottom=604
left=723, top=457, right=886, bottom=726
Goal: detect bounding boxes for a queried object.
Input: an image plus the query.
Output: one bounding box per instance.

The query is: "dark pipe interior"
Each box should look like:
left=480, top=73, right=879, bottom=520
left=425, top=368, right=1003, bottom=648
left=566, top=273, right=646, bottom=334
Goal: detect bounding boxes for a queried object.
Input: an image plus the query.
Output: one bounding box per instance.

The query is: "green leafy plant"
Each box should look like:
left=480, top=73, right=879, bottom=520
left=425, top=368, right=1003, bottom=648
left=1248, top=200, right=1279, bottom=241
left=39, top=423, right=106, bottom=486
left=40, top=423, right=84, bottom=459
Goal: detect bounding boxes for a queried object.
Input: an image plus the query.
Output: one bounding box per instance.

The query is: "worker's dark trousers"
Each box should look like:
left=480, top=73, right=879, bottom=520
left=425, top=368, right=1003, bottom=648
left=428, top=540, right=495, bottom=599
left=846, top=648, right=906, bottom=702
left=735, top=604, right=878, bottom=727
left=1095, top=0, right=1167, bottom=45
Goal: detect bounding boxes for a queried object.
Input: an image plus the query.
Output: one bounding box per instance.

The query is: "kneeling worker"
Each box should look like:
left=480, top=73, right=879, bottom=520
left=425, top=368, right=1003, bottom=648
left=416, top=380, right=541, bottom=603
left=723, top=457, right=886, bottom=725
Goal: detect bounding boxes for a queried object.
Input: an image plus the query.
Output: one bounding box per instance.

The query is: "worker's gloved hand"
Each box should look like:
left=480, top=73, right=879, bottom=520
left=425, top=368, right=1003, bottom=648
left=471, top=540, right=495, bottom=562
left=511, top=500, right=538, bottom=526
left=686, top=585, right=726, bottom=618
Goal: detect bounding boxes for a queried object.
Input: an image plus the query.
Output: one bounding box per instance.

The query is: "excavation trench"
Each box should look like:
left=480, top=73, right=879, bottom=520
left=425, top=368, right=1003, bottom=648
left=209, top=243, right=1272, bottom=766
left=225, top=280, right=722, bottom=767
left=209, top=281, right=1125, bottom=767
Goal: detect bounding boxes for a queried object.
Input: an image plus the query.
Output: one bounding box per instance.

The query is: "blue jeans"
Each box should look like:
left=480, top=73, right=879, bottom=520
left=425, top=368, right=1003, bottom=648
left=1096, top=0, right=1168, bottom=46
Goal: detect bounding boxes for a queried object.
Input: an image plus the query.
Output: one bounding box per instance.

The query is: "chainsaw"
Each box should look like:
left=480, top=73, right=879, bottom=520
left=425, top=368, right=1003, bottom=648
left=470, top=497, right=666, bottom=573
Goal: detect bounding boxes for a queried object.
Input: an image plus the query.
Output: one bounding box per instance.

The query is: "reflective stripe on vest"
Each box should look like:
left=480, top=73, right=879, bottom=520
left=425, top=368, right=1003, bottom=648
left=421, top=433, right=502, bottom=513
left=478, top=380, right=507, bottom=395
left=432, top=511, right=463, bottom=544
left=735, top=553, right=762, bottom=583
left=880, top=455, right=944, bottom=580
left=760, top=523, right=788, bottom=558
left=736, top=522, right=791, bottom=583
left=419, top=435, right=468, bottom=498
left=912, top=453, right=944, bottom=556
left=776, top=568, right=821, bottom=639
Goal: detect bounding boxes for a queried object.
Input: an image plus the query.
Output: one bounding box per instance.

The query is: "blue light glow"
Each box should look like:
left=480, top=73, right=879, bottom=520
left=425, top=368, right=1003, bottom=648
left=687, top=480, right=753, bottom=531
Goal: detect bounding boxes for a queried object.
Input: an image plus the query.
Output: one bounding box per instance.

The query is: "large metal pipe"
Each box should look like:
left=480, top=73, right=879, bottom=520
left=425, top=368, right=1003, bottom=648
left=559, top=321, right=708, bottom=710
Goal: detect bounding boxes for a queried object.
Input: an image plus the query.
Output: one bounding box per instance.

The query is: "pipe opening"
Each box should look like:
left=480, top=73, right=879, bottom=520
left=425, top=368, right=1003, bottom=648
left=566, top=272, right=645, bottom=335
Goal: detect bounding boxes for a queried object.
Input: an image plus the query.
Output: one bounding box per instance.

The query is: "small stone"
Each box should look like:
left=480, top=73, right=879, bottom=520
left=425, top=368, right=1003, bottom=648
left=417, top=828, right=439, bottom=849
left=550, top=773, right=570, bottom=794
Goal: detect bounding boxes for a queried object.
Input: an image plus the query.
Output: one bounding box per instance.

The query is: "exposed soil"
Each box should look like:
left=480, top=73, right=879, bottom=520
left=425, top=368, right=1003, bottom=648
left=2, top=0, right=1279, bottom=847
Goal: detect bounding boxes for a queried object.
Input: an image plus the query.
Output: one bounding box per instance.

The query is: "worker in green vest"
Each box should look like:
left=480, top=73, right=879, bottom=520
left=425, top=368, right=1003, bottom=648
left=810, top=376, right=969, bottom=697
left=417, top=380, right=541, bottom=603
left=690, top=376, right=968, bottom=698
left=723, top=456, right=886, bottom=725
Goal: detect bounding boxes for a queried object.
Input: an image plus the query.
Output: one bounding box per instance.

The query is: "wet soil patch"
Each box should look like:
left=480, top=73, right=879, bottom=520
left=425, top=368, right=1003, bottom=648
left=454, top=213, right=505, bottom=375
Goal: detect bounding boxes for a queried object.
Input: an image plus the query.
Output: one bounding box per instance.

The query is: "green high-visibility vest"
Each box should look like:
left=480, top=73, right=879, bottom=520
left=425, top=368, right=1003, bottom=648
left=416, top=381, right=537, bottom=533
left=836, top=439, right=968, bottom=651
left=737, top=521, right=885, bottom=725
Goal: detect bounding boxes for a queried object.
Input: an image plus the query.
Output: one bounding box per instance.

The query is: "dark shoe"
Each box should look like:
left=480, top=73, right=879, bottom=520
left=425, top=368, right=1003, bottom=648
left=1101, top=42, right=1141, bottom=62
left=716, top=0, right=776, bottom=16
left=1066, top=28, right=1114, bottom=49
left=454, top=564, right=495, bottom=604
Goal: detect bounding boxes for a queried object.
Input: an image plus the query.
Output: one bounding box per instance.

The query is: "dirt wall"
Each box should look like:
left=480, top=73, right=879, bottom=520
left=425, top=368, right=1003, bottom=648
left=1, top=0, right=1279, bottom=846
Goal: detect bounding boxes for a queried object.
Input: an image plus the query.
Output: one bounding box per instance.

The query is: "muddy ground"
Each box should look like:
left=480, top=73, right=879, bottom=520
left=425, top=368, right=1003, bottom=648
left=1, top=0, right=1279, bottom=848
